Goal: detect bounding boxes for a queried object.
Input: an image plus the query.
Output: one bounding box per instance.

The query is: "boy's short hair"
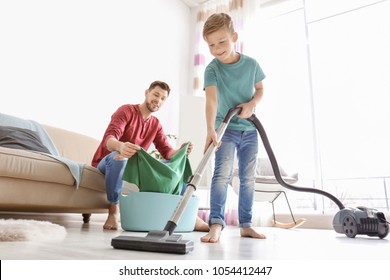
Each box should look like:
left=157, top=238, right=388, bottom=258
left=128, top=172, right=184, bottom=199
left=149, top=80, right=171, bottom=95
left=203, top=13, right=235, bottom=39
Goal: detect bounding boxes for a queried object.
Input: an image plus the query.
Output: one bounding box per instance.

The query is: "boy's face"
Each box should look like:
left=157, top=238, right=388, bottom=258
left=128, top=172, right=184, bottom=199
left=144, top=86, right=168, bottom=113
left=205, top=27, right=238, bottom=63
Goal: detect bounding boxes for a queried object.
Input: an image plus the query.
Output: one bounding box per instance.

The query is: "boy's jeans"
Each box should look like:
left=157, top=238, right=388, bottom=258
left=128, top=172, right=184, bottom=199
left=97, top=151, right=127, bottom=204
left=209, top=129, right=258, bottom=229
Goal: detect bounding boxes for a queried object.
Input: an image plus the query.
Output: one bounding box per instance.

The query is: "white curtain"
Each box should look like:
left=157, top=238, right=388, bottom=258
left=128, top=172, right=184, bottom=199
left=191, top=0, right=258, bottom=96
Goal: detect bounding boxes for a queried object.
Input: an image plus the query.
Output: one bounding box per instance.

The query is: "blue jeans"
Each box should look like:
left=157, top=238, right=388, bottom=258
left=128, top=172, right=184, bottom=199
left=97, top=151, right=127, bottom=204
left=209, top=129, right=258, bottom=229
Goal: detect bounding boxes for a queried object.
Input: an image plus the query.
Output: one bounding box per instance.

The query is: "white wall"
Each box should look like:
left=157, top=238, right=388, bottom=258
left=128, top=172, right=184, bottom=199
left=179, top=95, right=211, bottom=185
left=0, top=0, right=191, bottom=143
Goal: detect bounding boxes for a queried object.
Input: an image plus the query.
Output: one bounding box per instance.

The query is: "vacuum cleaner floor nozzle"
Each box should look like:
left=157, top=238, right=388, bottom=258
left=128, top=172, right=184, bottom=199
left=111, top=231, right=194, bottom=254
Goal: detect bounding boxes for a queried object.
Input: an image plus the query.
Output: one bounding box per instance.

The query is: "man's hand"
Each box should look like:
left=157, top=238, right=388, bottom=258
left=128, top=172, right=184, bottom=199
left=167, top=142, right=194, bottom=159
left=181, top=142, right=194, bottom=155
left=116, top=142, right=141, bottom=159
left=106, top=137, right=141, bottom=160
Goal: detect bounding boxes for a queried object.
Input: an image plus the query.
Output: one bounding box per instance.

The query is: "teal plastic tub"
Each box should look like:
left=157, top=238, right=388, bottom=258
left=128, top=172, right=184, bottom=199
left=119, top=190, right=199, bottom=232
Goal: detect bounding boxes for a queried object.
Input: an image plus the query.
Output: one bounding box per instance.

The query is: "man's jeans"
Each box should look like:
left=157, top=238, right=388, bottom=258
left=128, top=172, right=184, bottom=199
left=97, top=151, right=127, bottom=204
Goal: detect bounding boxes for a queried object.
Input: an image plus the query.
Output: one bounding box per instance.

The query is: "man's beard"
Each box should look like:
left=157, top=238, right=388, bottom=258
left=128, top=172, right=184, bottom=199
left=146, top=101, right=159, bottom=113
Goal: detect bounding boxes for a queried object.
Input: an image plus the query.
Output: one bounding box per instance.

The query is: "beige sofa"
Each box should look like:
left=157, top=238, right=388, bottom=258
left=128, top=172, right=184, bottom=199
left=0, top=124, right=109, bottom=223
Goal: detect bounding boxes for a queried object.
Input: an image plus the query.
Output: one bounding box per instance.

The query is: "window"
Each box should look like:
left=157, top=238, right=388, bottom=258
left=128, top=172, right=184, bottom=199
left=249, top=0, right=390, bottom=213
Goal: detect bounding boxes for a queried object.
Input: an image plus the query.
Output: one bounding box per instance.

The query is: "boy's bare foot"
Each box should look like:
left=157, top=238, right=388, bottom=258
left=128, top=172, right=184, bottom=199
left=103, top=204, right=119, bottom=230
left=240, top=227, right=266, bottom=239
left=200, top=224, right=222, bottom=243
left=194, top=217, right=209, bottom=232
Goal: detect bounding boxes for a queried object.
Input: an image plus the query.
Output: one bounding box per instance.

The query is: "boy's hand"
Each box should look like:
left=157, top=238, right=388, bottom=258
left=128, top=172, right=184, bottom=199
left=204, top=130, right=220, bottom=154
left=237, top=103, right=255, bottom=119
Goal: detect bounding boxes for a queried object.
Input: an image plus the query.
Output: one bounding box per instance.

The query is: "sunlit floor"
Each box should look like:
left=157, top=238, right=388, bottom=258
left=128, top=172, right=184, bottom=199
left=1, top=213, right=389, bottom=260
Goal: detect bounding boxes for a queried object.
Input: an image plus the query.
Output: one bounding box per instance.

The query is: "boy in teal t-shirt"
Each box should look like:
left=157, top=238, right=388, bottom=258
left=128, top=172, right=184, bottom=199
left=201, top=13, right=266, bottom=243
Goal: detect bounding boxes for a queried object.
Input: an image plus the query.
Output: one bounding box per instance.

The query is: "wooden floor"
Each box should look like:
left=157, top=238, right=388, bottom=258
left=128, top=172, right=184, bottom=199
left=1, top=212, right=390, bottom=260
left=1, top=213, right=389, bottom=280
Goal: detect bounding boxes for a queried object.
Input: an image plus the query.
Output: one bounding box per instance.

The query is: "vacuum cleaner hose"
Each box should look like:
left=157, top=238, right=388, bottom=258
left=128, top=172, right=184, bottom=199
left=246, top=112, right=345, bottom=210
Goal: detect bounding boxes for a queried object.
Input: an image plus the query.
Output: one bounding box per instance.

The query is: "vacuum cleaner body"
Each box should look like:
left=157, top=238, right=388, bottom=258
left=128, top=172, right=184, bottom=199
left=333, top=206, right=389, bottom=239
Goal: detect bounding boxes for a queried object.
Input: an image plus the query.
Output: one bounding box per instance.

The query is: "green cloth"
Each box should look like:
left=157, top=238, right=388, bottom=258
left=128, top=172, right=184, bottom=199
left=122, top=143, right=192, bottom=195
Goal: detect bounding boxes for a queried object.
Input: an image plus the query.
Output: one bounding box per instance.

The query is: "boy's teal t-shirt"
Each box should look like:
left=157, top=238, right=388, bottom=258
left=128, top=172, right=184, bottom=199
left=204, top=53, right=265, bottom=131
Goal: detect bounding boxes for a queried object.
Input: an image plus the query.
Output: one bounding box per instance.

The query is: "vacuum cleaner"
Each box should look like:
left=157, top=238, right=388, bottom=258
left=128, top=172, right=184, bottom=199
left=111, top=108, right=389, bottom=254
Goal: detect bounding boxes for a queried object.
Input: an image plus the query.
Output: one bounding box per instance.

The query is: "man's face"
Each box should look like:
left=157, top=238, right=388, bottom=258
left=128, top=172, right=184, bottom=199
left=145, top=86, right=168, bottom=113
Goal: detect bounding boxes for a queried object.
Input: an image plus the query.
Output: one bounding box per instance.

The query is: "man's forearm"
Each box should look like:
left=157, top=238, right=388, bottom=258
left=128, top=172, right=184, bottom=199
left=106, top=136, right=120, bottom=152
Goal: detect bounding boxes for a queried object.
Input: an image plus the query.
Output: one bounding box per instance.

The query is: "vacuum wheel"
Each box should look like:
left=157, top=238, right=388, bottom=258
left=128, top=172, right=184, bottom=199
left=343, top=215, right=357, bottom=238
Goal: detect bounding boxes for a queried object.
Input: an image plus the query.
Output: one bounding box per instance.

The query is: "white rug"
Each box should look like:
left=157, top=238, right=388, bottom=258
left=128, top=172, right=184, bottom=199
left=0, top=219, right=67, bottom=242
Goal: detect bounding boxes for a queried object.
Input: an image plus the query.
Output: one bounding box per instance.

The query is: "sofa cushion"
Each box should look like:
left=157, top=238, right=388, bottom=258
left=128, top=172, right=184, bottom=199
left=0, top=146, right=106, bottom=192
left=0, top=147, right=76, bottom=186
